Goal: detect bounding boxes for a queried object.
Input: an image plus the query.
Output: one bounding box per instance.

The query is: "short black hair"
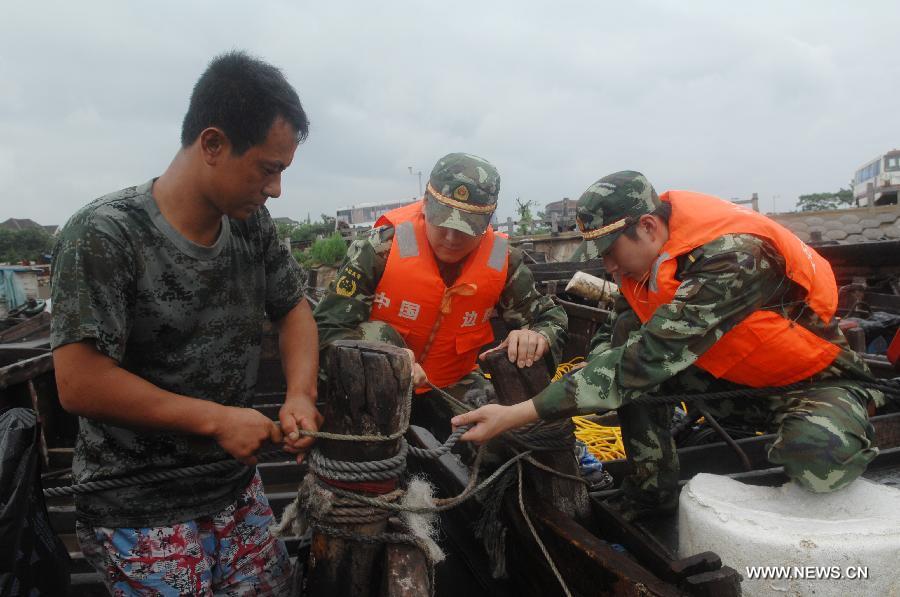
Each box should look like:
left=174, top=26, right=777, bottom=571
left=181, top=50, right=309, bottom=155
left=622, top=201, right=672, bottom=240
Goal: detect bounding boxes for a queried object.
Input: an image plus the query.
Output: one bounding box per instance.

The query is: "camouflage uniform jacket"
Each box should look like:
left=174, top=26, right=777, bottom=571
left=533, top=233, right=874, bottom=419
left=50, top=180, right=305, bottom=527
left=314, top=224, right=568, bottom=367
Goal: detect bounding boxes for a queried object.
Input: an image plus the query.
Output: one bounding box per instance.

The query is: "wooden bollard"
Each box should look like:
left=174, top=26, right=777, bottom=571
left=304, top=340, right=414, bottom=597
left=480, top=351, right=590, bottom=520
left=380, top=518, right=432, bottom=597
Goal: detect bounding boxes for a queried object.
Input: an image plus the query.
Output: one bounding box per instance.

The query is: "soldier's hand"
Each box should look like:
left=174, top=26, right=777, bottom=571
left=403, top=348, right=429, bottom=388
left=480, top=329, right=549, bottom=368
left=212, top=406, right=282, bottom=466
left=451, top=400, right=540, bottom=443
left=279, top=395, right=323, bottom=464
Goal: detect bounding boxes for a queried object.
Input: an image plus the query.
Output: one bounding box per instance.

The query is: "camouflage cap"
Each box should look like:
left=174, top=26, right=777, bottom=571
left=423, top=152, right=500, bottom=236
left=575, top=171, right=661, bottom=258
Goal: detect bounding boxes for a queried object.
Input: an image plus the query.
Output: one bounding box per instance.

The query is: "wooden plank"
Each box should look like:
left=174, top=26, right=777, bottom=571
left=0, top=311, right=51, bottom=343
left=508, top=500, right=681, bottom=597
left=0, top=350, right=53, bottom=390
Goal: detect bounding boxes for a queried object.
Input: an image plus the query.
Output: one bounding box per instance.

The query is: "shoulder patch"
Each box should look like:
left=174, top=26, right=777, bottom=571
left=335, top=264, right=364, bottom=298
left=335, top=274, right=358, bottom=297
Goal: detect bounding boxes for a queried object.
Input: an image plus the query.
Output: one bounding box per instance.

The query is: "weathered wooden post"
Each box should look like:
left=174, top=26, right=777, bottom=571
left=480, top=351, right=590, bottom=520
left=380, top=518, right=432, bottom=597
left=304, top=340, right=415, bottom=597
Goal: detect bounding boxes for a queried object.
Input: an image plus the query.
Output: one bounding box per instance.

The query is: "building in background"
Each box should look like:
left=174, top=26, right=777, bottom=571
left=853, top=149, right=900, bottom=206
left=335, top=200, right=417, bottom=228
left=544, top=198, right=576, bottom=220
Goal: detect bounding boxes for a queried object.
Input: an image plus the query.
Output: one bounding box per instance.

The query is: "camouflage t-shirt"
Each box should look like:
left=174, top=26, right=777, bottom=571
left=50, top=180, right=305, bottom=527
left=533, top=233, right=874, bottom=418
left=313, top=224, right=569, bottom=366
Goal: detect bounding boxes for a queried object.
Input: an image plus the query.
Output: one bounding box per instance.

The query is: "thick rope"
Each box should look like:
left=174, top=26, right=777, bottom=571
left=43, top=450, right=289, bottom=498
left=316, top=445, right=535, bottom=514
left=310, top=441, right=409, bottom=482
left=629, top=378, right=900, bottom=407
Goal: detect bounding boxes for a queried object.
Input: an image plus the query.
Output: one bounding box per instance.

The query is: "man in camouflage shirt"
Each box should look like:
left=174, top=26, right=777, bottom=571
left=315, top=153, right=567, bottom=434
left=454, top=171, right=882, bottom=520
left=51, top=52, right=319, bottom=594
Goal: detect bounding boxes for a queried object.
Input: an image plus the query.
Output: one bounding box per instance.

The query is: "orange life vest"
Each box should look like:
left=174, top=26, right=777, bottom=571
left=620, top=191, right=841, bottom=387
left=371, top=201, right=509, bottom=390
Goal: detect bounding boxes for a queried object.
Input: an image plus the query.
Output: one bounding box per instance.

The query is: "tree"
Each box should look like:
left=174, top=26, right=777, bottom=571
left=308, top=233, right=349, bottom=267
left=796, top=188, right=854, bottom=212
left=0, top=228, right=55, bottom=263
left=516, top=197, right=535, bottom=235
left=290, top=220, right=334, bottom=243
left=275, top=220, right=297, bottom=240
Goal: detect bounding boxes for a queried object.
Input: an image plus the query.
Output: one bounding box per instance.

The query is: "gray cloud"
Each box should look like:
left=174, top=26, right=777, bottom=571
left=1, top=0, right=898, bottom=227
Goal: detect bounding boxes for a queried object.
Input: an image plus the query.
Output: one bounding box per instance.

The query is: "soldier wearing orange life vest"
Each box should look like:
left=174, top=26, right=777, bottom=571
left=314, top=153, right=567, bottom=432
left=453, top=171, right=883, bottom=521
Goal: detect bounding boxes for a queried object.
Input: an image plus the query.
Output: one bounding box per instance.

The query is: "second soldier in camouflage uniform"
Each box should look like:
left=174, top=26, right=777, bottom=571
left=315, top=153, right=567, bottom=435
left=454, top=171, right=882, bottom=521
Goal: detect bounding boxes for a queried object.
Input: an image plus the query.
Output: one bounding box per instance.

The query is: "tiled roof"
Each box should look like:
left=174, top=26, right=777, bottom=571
left=771, top=206, right=900, bottom=244
left=1, top=218, right=44, bottom=231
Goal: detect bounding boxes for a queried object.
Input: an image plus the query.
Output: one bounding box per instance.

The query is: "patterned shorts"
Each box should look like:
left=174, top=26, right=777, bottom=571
left=76, top=471, right=292, bottom=596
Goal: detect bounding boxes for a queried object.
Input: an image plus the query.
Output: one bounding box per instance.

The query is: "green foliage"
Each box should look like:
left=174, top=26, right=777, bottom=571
left=290, top=221, right=334, bottom=243
left=0, top=228, right=55, bottom=263
left=516, top=197, right=535, bottom=235
left=308, top=233, right=348, bottom=267
left=532, top=209, right=550, bottom=234
left=292, top=248, right=313, bottom=268
left=275, top=220, right=296, bottom=240
left=796, top=188, right=854, bottom=212
left=276, top=215, right=336, bottom=245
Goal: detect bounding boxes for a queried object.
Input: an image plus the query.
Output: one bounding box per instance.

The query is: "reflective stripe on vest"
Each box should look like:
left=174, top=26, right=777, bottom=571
left=620, top=191, right=840, bottom=387
left=372, top=201, right=509, bottom=389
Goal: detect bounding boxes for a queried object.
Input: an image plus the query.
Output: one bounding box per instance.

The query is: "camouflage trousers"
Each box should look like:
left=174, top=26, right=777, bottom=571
left=612, top=314, right=880, bottom=517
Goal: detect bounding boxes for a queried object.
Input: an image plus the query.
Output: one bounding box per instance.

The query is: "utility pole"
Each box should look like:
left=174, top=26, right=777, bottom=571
left=408, top=166, right=422, bottom=197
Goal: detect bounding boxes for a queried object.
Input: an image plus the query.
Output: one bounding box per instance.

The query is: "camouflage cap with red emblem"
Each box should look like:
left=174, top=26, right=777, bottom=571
left=573, top=170, right=661, bottom=260
left=423, top=152, right=500, bottom=236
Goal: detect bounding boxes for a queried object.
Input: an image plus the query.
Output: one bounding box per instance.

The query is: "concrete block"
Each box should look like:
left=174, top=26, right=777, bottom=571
left=679, top=474, right=900, bottom=597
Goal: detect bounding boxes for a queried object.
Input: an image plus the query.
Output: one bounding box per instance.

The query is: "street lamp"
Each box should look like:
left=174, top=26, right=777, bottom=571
left=408, top=166, right=422, bottom=197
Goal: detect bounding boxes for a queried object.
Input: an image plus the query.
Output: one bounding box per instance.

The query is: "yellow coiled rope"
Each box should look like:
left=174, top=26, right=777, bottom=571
left=571, top=417, right=626, bottom=461
left=550, top=357, right=627, bottom=461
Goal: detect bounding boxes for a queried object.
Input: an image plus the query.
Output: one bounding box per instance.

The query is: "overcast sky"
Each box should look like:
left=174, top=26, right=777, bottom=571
left=2, top=1, right=898, bottom=227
